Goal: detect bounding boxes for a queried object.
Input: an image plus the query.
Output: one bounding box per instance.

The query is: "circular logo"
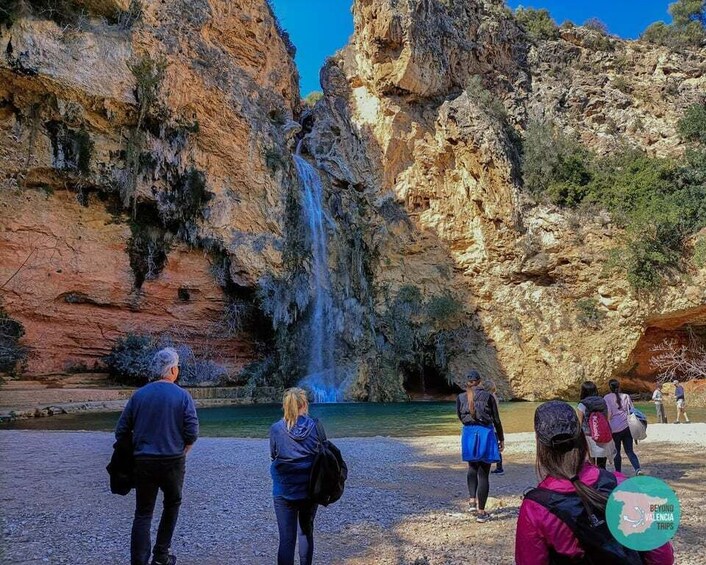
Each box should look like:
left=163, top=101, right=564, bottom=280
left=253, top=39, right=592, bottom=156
left=606, top=476, right=680, bottom=551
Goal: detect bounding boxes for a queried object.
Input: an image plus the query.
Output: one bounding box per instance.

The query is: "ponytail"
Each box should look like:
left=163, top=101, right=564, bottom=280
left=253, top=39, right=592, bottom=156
left=609, top=379, right=622, bottom=410
left=466, top=383, right=477, bottom=418
left=282, top=387, right=308, bottom=430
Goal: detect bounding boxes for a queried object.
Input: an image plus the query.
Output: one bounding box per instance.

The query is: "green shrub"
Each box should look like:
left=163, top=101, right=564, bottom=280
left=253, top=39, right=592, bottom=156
left=103, top=333, right=227, bottom=386
left=426, top=293, right=463, bottom=325
left=103, top=333, right=154, bottom=385
left=522, top=107, right=706, bottom=291
left=642, top=0, right=706, bottom=48
left=515, top=7, right=560, bottom=40
left=466, top=76, right=508, bottom=122
left=302, top=91, right=323, bottom=108
left=693, top=236, right=706, bottom=267
left=0, top=307, right=26, bottom=375
left=575, top=298, right=605, bottom=329
left=128, top=54, right=168, bottom=129
left=678, top=103, right=706, bottom=145
left=521, top=119, right=592, bottom=206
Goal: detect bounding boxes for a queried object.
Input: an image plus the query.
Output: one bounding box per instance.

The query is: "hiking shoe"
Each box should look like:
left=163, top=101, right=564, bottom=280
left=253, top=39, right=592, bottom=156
left=476, top=512, right=490, bottom=523
left=635, top=469, right=644, bottom=476
left=468, top=501, right=477, bottom=513
left=491, top=468, right=505, bottom=475
left=151, top=556, right=176, bottom=565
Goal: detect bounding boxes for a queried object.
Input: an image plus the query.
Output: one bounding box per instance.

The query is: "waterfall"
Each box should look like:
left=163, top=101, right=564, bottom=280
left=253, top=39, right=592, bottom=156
left=293, top=155, right=343, bottom=403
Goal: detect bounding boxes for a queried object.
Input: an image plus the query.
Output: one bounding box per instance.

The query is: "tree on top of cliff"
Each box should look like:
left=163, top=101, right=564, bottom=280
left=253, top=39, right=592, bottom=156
left=514, top=6, right=560, bottom=41
left=642, top=0, right=706, bottom=49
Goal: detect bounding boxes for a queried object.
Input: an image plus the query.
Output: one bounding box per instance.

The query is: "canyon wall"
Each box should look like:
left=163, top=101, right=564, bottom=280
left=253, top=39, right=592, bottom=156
left=0, top=0, right=298, bottom=377
left=303, top=0, right=706, bottom=398
left=2, top=0, right=705, bottom=399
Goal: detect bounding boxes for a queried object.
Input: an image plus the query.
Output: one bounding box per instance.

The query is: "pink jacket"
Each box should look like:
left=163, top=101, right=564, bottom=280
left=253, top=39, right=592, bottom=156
left=515, top=463, right=674, bottom=565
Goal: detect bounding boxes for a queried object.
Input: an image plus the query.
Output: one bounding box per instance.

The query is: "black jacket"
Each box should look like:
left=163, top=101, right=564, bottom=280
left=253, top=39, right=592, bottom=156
left=456, top=388, right=504, bottom=441
left=106, top=433, right=135, bottom=495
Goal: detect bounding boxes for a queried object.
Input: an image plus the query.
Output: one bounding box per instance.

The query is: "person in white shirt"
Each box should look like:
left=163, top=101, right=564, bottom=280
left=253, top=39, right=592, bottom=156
left=652, top=383, right=667, bottom=423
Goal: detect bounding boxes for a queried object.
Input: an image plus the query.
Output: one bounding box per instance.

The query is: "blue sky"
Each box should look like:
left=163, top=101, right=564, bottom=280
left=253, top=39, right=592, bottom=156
left=269, top=1, right=674, bottom=96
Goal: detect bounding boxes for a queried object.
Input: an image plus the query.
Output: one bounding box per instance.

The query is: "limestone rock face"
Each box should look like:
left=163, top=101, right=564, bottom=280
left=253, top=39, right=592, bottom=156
left=524, top=26, right=706, bottom=158
left=0, top=0, right=298, bottom=377
left=2, top=0, right=705, bottom=399
left=306, top=0, right=706, bottom=398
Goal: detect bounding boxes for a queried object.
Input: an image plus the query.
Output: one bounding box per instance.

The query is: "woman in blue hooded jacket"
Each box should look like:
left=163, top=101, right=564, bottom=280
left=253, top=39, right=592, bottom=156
left=270, top=387, right=323, bottom=565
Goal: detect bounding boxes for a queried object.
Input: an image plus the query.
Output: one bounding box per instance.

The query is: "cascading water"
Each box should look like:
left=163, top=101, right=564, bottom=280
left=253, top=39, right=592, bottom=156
left=293, top=154, right=344, bottom=402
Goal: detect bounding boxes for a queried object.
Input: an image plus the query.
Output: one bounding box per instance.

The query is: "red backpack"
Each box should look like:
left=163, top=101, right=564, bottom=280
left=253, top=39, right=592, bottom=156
left=587, top=411, right=612, bottom=444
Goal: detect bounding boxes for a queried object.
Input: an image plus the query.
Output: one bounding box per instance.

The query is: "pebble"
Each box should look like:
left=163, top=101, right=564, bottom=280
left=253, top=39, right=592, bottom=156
left=1, top=430, right=704, bottom=564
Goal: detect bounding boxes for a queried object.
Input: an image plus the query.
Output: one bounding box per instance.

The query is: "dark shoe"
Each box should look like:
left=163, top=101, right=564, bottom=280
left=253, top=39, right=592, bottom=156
left=151, top=556, right=176, bottom=565
left=491, top=468, right=505, bottom=475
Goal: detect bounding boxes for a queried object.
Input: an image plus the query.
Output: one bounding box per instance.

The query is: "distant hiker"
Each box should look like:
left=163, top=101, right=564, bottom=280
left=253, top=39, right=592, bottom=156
left=456, top=369, right=504, bottom=523
left=270, top=387, right=325, bottom=565
left=115, top=347, right=199, bottom=565
left=672, top=379, right=691, bottom=424
left=485, top=380, right=505, bottom=475
left=652, top=382, right=668, bottom=423
left=603, top=379, right=642, bottom=475
left=515, top=400, right=674, bottom=564
left=576, top=381, right=614, bottom=469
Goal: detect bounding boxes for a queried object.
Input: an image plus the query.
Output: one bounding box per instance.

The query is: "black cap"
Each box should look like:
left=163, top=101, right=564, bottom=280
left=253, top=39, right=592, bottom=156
left=534, top=400, right=580, bottom=452
left=466, top=370, right=481, bottom=382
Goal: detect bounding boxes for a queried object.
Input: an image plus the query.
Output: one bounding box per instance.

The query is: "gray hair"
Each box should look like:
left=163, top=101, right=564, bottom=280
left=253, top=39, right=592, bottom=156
left=151, top=347, right=179, bottom=380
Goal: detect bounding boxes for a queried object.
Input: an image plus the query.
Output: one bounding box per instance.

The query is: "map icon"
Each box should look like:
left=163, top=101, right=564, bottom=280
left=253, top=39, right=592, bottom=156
left=606, top=476, right=680, bottom=551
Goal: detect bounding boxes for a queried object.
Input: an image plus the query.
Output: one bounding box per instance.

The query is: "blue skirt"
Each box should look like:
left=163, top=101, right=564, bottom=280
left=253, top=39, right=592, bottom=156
left=461, top=424, right=500, bottom=463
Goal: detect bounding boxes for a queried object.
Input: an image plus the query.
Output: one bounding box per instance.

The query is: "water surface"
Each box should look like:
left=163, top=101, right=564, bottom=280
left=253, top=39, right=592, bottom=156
left=2, top=401, right=702, bottom=437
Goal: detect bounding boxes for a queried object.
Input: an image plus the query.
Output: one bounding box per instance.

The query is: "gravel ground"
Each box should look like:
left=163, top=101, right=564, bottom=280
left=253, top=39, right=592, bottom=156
left=1, top=425, right=704, bottom=564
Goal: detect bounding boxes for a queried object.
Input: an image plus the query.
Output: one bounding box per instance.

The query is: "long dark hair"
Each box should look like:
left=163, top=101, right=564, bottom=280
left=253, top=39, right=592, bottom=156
left=580, top=381, right=598, bottom=400
left=536, top=437, right=608, bottom=513
left=609, top=379, right=622, bottom=409
left=466, top=380, right=478, bottom=418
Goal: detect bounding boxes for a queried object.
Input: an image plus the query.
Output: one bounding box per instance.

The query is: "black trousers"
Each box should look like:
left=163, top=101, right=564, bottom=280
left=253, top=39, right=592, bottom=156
left=131, top=456, right=186, bottom=565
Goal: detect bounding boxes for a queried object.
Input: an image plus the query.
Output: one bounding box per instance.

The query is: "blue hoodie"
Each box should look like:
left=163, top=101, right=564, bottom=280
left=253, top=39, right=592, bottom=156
left=270, top=415, right=321, bottom=500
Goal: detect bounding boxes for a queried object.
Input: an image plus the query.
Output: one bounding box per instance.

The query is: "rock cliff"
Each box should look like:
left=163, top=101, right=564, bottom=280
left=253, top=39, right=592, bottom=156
left=2, top=0, right=705, bottom=400
left=302, top=0, right=706, bottom=398
left=0, top=0, right=298, bottom=377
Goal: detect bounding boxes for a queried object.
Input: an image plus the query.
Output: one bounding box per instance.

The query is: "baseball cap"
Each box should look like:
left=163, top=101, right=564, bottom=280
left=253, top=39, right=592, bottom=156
left=534, top=400, right=580, bottom=452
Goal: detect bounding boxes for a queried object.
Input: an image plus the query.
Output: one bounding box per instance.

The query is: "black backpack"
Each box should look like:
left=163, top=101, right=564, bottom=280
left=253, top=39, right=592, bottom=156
left=308, top=420, right=348, bottom=506
left=523, top=469, right=644, bottom=565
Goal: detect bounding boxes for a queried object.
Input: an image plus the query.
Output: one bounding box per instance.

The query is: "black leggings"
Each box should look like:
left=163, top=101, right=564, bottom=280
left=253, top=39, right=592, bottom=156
left=613, top=427, right=641, bottom=473
left=467, top=462, right=491, bottom=510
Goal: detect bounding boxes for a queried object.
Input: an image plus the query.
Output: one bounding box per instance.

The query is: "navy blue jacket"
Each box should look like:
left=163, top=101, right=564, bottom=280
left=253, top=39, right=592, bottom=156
left=270, top=415, right=322, bottom=500
left=115, top=381, right=199, bottom=458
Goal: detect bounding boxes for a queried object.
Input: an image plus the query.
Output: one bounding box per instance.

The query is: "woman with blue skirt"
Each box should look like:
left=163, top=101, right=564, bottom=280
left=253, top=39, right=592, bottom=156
left=456, top=369, right=504, bottom=523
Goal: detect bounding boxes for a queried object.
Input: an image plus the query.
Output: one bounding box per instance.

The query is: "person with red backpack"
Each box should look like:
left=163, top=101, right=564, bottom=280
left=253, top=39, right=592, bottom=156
left=577, top=381, right=614, bottom=469
left=515, top=400, right=674, bottom=565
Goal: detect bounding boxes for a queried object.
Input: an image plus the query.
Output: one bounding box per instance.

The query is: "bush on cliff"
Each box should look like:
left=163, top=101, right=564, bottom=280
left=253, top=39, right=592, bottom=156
left=522, top=111, right=706, bottom=290
left=104, top=333, right=227, bottom=386
left=515, top=7, right=560, bottom=41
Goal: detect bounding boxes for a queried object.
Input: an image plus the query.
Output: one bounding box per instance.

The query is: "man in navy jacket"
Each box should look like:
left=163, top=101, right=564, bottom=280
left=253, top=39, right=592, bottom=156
left=115, top=347, right=199, bottom=565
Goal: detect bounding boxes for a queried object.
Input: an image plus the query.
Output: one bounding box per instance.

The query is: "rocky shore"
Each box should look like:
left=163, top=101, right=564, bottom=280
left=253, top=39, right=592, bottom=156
left=1, top=425, right=704, bottom=564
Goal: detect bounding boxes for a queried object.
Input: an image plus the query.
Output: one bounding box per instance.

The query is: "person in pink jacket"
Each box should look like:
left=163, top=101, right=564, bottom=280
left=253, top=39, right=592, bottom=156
left=515, top=400, right=674, bottom=565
